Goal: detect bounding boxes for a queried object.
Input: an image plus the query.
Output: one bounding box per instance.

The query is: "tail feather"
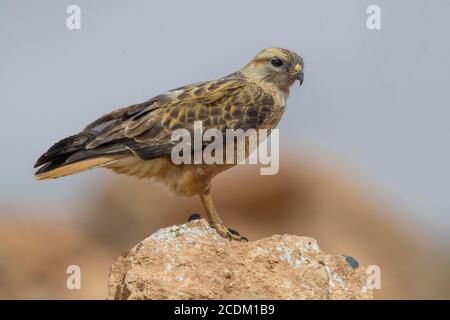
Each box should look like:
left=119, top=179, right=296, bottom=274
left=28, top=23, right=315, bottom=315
left=34, top=156, right=117, bottom=180
left=34, top=133, right=90, bottom=168
left=34, top=131, right=127, bottom=180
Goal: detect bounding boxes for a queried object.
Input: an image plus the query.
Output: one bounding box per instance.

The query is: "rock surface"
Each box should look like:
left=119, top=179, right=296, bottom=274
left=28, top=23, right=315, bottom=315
left=108, top=219, right=372, bottom=300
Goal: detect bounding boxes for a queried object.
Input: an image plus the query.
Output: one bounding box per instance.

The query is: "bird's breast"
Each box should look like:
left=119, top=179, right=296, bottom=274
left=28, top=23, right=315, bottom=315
left=260, top=90, right=287, bottom=129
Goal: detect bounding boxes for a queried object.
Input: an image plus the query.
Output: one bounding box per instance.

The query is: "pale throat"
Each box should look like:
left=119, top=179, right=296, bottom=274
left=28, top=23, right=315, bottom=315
left=241, top=68, right=292, bottom=100
left=257, top=78, right=291, bottom=104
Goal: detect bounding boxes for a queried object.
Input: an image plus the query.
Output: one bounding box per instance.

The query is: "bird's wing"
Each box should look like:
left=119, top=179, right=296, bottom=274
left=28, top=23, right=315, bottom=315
left=95, top=78, right=276, bottom=160
left=35, top=78, right=276, bottom=171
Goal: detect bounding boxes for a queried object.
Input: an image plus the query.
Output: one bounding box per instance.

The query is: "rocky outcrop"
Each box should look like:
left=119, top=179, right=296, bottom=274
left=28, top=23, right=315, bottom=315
left=108, top=219, right=372, bottom=300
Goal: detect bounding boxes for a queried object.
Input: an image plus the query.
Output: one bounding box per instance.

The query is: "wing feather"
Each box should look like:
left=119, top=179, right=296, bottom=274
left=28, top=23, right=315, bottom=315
left=34, top=78, right=276, bottom=174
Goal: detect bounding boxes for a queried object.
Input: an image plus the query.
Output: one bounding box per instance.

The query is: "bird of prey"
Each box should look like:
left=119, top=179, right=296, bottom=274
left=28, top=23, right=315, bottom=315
left=34, top=47, right=304, bottom=241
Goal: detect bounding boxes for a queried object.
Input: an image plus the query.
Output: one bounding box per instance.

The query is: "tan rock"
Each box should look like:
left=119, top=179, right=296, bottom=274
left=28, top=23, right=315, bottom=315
left=108, top=219, right=373, bottom=300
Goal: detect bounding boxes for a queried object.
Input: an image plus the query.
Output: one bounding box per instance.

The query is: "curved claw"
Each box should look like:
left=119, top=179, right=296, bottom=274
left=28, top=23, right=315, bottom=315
left=240, top=236, right=249, bottom=242
left=187, top=213, right=201, bottom=222
left=227, top=228, right=241, bottom=236
left=209, top=223, right=245, bottom=241
left=227, top=227, right=248, bottom=241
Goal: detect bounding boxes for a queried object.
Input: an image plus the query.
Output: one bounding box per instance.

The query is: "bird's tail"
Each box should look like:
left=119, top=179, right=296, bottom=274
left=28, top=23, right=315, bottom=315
left=34, top=156, right=116, bottom=180
left=34, top=133, right=121, bottom=180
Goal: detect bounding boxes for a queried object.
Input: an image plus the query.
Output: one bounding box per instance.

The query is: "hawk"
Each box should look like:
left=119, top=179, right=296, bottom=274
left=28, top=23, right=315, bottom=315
left=34, top=47, right=304, bottom=241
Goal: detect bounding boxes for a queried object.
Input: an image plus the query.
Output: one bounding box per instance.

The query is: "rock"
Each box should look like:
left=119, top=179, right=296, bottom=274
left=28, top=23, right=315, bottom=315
left=108, top=219, right=373, bottom=300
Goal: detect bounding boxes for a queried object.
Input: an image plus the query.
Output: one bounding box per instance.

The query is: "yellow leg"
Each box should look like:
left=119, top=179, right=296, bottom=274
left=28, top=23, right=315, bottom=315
left=199, top=190, right=246, bottom=241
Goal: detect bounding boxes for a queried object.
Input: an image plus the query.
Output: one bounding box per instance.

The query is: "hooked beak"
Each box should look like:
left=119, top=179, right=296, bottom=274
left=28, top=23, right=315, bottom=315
left=296, top=72, right=304, bottom=86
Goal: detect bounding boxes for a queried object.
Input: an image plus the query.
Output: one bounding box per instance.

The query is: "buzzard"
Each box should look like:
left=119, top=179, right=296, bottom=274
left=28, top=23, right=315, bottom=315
left=34, top=47, right=304, bottom=241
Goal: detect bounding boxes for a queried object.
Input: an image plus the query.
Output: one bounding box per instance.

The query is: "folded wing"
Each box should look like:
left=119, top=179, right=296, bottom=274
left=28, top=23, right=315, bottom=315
left=34, top=78, right=275, bottom=179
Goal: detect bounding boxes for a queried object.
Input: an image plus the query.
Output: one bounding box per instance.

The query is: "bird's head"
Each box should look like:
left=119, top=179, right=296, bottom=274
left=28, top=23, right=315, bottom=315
left=240, top=47, right=304, bottom=94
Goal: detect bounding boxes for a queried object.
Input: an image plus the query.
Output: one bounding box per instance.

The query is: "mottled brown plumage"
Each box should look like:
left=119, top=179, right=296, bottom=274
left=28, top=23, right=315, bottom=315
left=34, top=47, right=304, bottom=240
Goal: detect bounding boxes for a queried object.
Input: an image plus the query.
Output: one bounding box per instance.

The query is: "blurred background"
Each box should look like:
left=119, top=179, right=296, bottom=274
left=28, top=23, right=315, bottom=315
left=1, top=0, right=449, bottom=299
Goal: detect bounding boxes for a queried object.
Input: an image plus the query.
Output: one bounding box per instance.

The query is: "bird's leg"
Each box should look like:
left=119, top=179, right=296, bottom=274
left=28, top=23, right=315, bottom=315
left=199, top=190, right=247, bottom=241
left=199, top=190, right=228, bottom=238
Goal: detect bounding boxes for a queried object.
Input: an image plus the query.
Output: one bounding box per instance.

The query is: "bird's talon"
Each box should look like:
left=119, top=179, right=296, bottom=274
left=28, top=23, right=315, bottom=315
left=187, top=213, right=201, bottom=222
left=227, top=228, right=241, bottom=236
left=210, top=223, right=248, bottom=242
left=227, top=227, right=248, bottom=241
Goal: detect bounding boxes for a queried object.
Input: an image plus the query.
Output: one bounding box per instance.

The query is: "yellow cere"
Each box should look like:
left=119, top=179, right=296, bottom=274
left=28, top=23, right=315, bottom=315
left=294, top=63, right=302, bottom=72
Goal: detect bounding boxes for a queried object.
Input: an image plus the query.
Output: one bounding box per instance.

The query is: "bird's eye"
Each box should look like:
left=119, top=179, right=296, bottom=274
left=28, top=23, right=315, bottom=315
left=270, top=57, right=283, bottom=67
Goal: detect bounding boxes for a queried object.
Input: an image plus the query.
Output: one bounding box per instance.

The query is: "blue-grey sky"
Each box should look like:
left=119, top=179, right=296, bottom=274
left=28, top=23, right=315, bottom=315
left=1, top=1, right=449, bottom=240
